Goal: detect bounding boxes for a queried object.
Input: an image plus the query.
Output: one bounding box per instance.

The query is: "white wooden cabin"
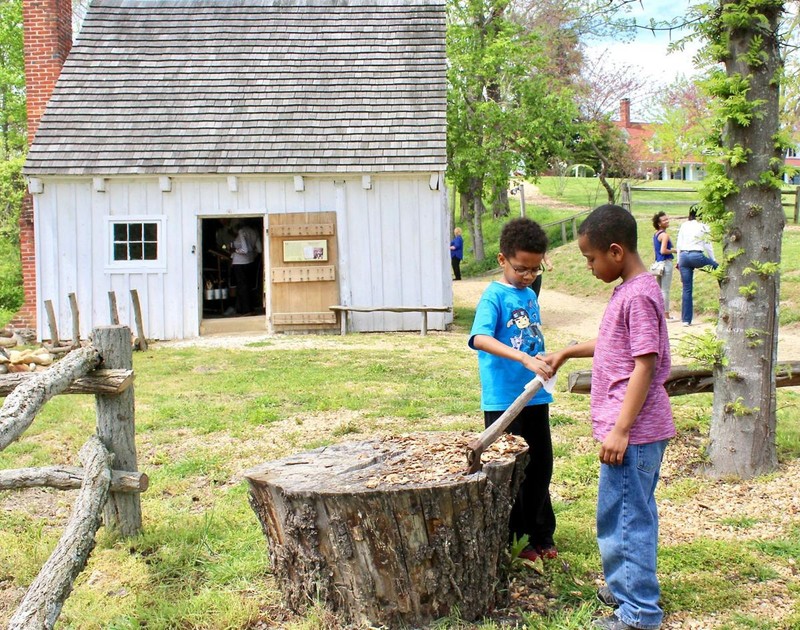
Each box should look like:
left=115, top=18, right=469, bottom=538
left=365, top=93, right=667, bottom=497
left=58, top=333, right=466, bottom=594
left=23, top=0, right=451, bottom=340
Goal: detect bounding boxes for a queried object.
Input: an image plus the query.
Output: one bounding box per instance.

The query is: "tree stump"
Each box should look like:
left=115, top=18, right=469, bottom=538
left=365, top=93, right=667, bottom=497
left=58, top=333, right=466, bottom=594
left=244, top=432, right=528, bottom=627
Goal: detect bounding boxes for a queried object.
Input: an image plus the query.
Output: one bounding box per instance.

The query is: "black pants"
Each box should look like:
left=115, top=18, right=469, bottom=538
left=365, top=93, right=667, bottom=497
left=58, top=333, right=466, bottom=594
left=233, top=261, right=257, bottom=314
left=451, top=256, right=461, bottom=280
left=484, top=404, right=555, bottom=548
left=531, top=274, right=542, bottom=297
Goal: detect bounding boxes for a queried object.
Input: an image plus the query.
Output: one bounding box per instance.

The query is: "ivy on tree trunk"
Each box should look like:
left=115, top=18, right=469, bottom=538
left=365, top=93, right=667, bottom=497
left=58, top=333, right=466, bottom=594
left=698, top=0, right=785, bottom=478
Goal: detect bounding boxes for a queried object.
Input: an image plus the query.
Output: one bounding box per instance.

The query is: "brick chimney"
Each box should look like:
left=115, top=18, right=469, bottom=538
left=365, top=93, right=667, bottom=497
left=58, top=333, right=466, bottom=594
left=620, top=98, right=631, bottom=128
left=12, top=0, right=72, bottom=331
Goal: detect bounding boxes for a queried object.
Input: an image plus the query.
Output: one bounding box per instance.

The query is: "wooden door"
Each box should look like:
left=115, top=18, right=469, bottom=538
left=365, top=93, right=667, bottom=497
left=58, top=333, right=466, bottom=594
left=268, top=212, right=339, bottom=333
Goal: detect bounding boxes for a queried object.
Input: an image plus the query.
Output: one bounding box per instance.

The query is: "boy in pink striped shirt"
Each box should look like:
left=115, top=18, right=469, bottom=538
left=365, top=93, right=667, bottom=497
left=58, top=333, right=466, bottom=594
left=545, top=204, right=675, bottom=630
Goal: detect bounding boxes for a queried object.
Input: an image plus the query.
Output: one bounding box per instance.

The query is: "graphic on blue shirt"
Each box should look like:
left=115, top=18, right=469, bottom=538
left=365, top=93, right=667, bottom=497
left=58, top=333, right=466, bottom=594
left=506, top=306, right=544, bottom=355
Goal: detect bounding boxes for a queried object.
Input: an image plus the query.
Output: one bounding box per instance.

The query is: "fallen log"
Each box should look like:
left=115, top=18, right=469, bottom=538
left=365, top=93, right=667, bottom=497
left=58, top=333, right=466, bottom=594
left=0, top=465, right=148, bottom=493
left=245, top=432, right=528, bottom=628
left=8, top=436, right=112, bottom=630
left=0, top=347, right=101, bottom=451
left=567, top=361, right=800, bottom=396
left=0, top=368, right=133, bottom=397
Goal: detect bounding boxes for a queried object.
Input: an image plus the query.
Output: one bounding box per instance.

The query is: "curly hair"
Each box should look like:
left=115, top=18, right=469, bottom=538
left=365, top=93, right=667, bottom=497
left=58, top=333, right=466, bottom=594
left=578, top=204, right=637, bottom=252
left=499, top=218, right=548, bottom=258
left=652, top=211, right=666, bottom=230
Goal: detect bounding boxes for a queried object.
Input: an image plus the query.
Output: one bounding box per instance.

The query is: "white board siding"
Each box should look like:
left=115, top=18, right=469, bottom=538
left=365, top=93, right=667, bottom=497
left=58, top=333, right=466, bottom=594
left=33, top=174, right=450, bottom=340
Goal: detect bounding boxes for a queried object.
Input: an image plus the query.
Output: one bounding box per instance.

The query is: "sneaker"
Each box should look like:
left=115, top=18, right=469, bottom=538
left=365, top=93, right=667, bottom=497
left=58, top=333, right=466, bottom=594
left=592, top=613, right=645, bottom=630
left=537, top=545, right=558, bottom=560
left=682, top=322, right=691, bottom=327
left=597, top=585, right=619, bottom=608
left=518, top=546, right=540, bottom=562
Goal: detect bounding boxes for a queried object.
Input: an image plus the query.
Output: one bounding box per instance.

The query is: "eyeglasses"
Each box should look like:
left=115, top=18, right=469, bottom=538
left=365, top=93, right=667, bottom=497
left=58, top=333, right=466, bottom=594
left=510, top=264, right=543, bottom=278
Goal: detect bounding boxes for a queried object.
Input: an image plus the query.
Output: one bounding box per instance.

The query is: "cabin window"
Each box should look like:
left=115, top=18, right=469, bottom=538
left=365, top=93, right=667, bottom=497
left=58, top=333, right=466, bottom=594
left=107, top=216, right=165, bottom=270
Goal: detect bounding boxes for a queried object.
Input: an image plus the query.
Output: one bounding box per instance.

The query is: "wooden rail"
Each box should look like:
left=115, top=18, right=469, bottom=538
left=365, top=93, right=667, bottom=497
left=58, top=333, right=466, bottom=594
left=1, top=325, right=146, bottom=630
left=567, top=361, right=800, bottom=397
left=621, top=182, right=800, bottom=223
left=541, top=209, right=592, bottom=245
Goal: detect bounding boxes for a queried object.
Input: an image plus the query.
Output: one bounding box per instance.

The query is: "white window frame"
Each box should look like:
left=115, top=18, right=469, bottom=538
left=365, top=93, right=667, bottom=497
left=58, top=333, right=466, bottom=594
left=106, top=215, right=166, bottom=271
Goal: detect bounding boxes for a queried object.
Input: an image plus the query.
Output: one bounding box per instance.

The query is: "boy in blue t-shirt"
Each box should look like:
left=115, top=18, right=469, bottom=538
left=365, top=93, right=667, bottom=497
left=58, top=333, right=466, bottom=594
left=469, top=218, right=556, bottom=562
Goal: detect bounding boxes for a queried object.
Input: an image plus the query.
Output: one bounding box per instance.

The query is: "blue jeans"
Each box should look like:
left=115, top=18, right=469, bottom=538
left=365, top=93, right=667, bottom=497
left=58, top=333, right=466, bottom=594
left=679, top=251, right=718, bottom=325
left=597, top=439, right=669, bottom=630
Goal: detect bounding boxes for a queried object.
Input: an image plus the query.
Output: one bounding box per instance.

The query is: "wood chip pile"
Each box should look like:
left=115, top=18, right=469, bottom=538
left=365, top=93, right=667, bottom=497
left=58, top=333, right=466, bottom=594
left=360, top=432, right=527, bottom=488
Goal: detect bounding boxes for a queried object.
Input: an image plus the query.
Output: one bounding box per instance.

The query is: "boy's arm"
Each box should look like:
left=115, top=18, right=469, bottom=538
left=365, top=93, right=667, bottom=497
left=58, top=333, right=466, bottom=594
left=471, top=334, right=553, bottom=380
left=600, top=353, right=656, bottom=465
left=543, top=339, right=596, bottom=373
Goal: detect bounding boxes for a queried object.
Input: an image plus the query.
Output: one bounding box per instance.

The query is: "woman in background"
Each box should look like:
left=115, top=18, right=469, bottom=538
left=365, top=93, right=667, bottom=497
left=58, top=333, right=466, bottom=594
left=652, top=211, right=676, bottom=321
left=450, top=227, right=464, bottom=280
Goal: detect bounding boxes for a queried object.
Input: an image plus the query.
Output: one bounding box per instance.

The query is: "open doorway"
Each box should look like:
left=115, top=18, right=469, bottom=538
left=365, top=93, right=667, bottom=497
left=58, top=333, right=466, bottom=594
left=200, top=217, right=264, bottom=321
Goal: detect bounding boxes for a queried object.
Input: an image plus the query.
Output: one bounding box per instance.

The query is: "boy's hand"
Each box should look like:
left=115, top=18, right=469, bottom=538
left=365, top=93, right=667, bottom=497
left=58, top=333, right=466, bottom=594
left=542, top=350, right=567, bottom=373
left=599, top=426, right=629, bottom=465
left=520, top=354, right=553, bottom=380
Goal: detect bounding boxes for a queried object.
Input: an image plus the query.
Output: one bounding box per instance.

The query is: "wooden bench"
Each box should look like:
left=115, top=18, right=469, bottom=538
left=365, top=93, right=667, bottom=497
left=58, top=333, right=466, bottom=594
left=329, top=305, right=452, bottom=336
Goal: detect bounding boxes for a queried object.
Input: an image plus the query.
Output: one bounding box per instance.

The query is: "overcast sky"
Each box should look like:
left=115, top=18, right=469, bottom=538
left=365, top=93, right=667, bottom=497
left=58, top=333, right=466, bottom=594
left=584, top=0, right=702, bottom=120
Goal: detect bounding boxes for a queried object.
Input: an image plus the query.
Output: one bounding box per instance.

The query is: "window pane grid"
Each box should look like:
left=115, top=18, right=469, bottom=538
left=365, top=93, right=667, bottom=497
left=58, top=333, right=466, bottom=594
left=112, top=221, right=159, bottom=262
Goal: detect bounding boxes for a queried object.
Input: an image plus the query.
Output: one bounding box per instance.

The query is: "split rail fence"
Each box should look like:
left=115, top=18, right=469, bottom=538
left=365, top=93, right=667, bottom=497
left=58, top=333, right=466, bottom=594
left=0, top=326, right=146, bottom=629
left=620, top=182, right=800, bottom=224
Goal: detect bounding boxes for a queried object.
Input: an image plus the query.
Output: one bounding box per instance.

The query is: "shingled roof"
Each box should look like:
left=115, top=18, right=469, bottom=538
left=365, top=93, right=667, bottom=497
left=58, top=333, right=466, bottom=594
left=24, top=0, right=446, bottom=176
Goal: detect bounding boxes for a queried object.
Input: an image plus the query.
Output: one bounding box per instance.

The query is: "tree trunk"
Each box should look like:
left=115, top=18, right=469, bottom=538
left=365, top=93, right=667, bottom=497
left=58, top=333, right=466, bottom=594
left=708, top=3, right=782, bottom=478
left=492, top=184, right=509, bottom=218
left=470, top=177, right=486, bottom=261
left=245, top=432, right=527, bottom=628
left=589, top=140, right=615, bottom=205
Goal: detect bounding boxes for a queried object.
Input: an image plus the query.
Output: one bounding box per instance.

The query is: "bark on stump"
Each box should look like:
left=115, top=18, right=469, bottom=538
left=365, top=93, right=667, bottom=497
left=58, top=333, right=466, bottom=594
left=245, top=432, right=528, bottom=628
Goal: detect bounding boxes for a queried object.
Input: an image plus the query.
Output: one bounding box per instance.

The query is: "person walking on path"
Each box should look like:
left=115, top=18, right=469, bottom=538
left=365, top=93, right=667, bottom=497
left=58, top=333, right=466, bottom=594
left=450, top=227, right=464, bottom=280
left=651, top=212, right=676, bottom=321
left=545, top=204, right=674, bottom=630
left=676, top=206, right=718, bottom=326
left=469, top=218, right=558, bottom=563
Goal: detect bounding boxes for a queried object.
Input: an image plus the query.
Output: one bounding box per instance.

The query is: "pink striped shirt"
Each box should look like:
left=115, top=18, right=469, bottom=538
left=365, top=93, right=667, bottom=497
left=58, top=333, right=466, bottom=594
left=592, top=272, right=675, bottom=444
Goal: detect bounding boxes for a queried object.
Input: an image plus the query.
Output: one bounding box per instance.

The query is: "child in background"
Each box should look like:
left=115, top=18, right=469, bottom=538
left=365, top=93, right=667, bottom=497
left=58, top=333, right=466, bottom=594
left=545, top=205, right=674, bottom=630
left=469, top=218, right=557, bottom=562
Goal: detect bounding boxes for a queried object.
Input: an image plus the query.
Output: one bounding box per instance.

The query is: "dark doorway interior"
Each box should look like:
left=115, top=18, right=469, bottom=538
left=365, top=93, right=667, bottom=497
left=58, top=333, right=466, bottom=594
left=201, top=217, right=264, bottom=319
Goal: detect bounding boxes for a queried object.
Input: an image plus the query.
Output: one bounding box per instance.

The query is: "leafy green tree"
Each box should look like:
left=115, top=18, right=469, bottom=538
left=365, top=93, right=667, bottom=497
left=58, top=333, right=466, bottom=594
left=0, top=0, right=25, bottom=159
left=650, top=78, right=716, bottom=174
left=446, top=0, right=577, bottom=261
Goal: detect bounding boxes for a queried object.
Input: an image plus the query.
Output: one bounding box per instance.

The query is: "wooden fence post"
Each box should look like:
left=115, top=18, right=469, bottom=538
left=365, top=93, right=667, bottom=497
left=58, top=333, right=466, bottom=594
left=108, top=291, right=119, bottom=325
left=92, top=326, right=142, bottom=537
left=794, top=186, right=799, bottom=225
left=129, top=289, right=148, bottom=351
left=44, top=300, right=61, bottom=347
left=68, top=293, right=80, bottom=348
left=621, top=181, right=632, bottom=212
left=560, top=221, right=567, bottom=245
